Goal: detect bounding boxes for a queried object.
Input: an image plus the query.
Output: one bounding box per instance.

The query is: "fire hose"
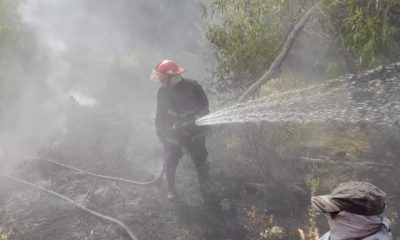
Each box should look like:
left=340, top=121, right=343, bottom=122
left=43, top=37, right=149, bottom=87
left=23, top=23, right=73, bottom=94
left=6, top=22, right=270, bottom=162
left=0, top=174, right=138, bottom=240
left=0, top=146, right=168, bottom=240
left=0, top=121, right=198, bottom=239
left=44, top=157, right=165, bottom=185
left=39, top=120, right=195, bottom=185
left=42, top=120, right=194, bottom=185
left=0, top=148, right=167, bottom=240
left=0, top=146, right=169, bottom=240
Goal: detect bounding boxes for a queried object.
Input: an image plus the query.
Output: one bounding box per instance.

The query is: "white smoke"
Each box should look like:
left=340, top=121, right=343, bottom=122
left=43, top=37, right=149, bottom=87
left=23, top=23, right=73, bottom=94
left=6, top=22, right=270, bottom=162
left=0, top=0, right=210, bottom=173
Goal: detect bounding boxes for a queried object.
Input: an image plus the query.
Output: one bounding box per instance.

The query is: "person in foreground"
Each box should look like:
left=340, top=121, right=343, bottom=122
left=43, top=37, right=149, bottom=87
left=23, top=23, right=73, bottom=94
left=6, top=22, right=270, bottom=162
left=151, top=59, right=210, bottom=200
left=312, top=181, right=393, bottom=240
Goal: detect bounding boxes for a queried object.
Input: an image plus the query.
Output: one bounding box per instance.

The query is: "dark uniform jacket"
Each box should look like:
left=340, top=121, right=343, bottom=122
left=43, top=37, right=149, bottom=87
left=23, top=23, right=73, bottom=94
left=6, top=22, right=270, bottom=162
left=155, top=78, right=209, bottom=143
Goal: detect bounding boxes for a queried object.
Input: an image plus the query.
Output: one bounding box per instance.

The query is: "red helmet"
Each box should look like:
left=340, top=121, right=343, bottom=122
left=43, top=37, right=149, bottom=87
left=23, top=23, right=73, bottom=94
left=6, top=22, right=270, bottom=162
left=150, top=59, right=185, bottom=80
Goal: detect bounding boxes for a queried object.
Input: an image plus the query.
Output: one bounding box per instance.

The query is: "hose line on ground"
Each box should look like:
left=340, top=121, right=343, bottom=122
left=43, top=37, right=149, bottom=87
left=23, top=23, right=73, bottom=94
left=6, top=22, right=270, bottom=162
left=0, top=174, right=138, bottom=240
left=44, top=158, right=165, bottom=186
left=17, top=146, right=166, bottom=186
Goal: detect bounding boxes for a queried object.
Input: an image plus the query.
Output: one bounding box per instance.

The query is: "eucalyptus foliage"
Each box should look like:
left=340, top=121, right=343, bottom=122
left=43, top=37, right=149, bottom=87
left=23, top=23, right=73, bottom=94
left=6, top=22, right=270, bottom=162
left=323, top=0, right=400, bottom=70
left=205, top=0, right=306, bottom=93
left=205, top=0, right=400, bottom=94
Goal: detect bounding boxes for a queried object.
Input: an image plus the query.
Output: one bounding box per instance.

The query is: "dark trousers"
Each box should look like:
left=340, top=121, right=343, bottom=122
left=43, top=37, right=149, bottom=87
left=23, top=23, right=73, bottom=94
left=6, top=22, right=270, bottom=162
left=165, top=135, right=209, bottom=196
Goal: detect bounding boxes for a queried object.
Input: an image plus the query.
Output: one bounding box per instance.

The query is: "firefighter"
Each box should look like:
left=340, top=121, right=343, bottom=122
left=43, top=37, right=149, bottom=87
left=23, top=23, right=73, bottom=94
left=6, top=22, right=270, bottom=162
left=151, top=59, right=210, bottom=200
left=311, top=181, right=393, bottom=240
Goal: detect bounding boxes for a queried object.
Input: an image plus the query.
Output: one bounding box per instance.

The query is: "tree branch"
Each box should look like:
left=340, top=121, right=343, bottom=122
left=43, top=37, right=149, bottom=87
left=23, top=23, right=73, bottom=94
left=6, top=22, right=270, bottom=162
left=238, top=2, right=321, bottom=102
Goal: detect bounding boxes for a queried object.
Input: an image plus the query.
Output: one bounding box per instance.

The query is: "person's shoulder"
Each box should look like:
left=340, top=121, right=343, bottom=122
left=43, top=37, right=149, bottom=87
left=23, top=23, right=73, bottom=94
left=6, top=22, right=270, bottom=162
left=183, top=78, right=201, bottom=86
left=183, top=78, right=206, bottom=92
left=158, top=85, right=168, bottom=91
left=157, top=86, right=168, bottom=96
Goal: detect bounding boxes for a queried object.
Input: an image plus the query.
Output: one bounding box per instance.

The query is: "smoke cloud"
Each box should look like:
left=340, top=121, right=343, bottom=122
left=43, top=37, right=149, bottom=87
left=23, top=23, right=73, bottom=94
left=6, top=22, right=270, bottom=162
left=0, top=0, right=210, bottom=174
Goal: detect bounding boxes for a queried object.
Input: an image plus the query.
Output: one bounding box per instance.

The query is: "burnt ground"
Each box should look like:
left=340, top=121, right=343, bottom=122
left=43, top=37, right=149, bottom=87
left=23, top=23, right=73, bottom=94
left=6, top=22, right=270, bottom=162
left=0, top=154, right=244, bottom=240
left=0, top=98, right=315, bottom=239
left=0, top=150, right=310, bottom=240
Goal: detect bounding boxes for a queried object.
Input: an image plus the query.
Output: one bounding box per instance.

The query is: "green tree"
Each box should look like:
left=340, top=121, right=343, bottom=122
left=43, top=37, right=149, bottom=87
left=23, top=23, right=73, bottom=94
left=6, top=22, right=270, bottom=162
left=322, top=0, right=400, bottom=71
left=205, top=0, right=309, bottom=94
left=205, top=0, right=400, bottom=95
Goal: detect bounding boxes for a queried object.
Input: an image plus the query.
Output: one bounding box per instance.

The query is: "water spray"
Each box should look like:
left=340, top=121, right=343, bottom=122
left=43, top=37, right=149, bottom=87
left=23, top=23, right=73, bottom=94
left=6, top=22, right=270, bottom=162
left=196, top=62, right=400, bottom=127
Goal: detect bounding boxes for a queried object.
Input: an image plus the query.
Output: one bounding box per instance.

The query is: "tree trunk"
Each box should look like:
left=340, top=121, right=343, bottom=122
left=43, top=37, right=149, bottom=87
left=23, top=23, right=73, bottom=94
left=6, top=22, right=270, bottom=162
left=238, top=1, right=321, bottom=102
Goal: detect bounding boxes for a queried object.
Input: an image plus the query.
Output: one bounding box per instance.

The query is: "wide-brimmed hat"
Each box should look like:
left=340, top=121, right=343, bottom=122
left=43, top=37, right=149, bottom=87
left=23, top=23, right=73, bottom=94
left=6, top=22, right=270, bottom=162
left=311, top=181, right=386, bottom=216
